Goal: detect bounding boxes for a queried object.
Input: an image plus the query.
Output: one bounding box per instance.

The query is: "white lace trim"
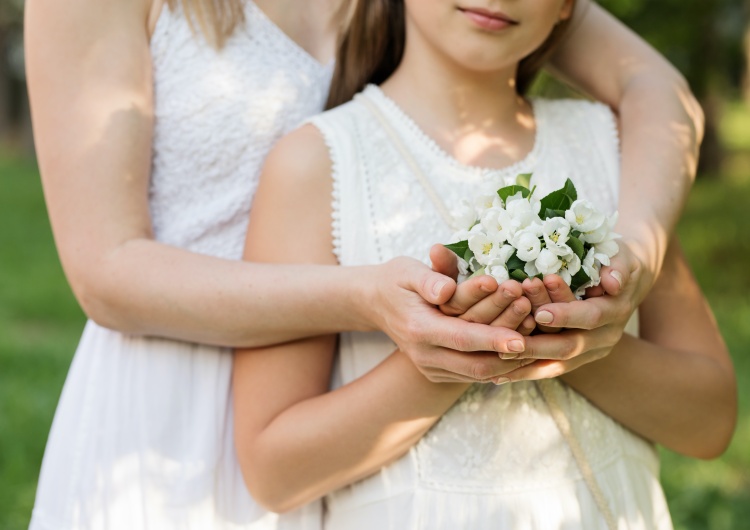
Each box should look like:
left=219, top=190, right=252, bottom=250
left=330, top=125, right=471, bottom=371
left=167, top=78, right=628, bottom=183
left=362, top=84, right=543, bottom=180
left=307, top=119, right=344, bottom=263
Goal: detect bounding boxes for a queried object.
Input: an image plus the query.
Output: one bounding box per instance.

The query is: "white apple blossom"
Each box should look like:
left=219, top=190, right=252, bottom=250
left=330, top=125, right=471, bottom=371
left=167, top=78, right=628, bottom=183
left=581, top=247, right=601, bottom=285
left=505, top=192, right=542, bottom=229
left=535, top=248, right=562, bottom=275
left=486, top=258, right=510, bottom=283
left=580, top=212, right=618, bottom=244
left=557, top=251, right=582, bottom=285
left=457, top=257, right=470, bottom=277
left=541, top=217, right=572, bottom=256
left=512, top=227, right=543, bottom=261
left=593, top=238, right=619, bottom=266
left=468, top=232, right=507, bottom=265
left=445, top=177, right=618, bottom=293
left=480, top=207, right=515, bottom=243
left=452, top=199, right=477, bottom=230
left=565, top=199, right=605, bottom=233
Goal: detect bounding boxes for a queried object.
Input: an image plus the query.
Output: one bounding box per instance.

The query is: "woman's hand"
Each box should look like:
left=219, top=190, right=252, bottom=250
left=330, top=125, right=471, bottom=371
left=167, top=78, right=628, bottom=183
left=369, top=251, right=536, bottom=384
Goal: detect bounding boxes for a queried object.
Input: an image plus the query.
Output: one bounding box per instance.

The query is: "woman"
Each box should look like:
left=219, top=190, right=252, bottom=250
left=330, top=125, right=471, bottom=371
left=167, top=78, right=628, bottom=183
left=25, top=0, right=703, bottom=528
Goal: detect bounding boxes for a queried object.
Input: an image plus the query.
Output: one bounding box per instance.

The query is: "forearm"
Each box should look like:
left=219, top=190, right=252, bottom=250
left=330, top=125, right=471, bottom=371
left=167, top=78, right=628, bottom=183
left=80, top=237, right=373, bottom=346
left=550, top=2, right=703, bottom=284
left=615, top=72, right=702, bottom=277
left=240, top=351, right=468, bottom=512
left=560, top=334, right=735, bottom=459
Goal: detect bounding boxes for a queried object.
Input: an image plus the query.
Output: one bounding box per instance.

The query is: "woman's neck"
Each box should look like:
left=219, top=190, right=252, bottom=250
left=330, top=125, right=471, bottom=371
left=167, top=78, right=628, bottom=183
left=380, top=35, right=536, bottom=170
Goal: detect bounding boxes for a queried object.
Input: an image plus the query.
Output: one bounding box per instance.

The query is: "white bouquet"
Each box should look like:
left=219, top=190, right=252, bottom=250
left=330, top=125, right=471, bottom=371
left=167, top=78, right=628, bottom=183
left=446, top=174, right=620, bottom=298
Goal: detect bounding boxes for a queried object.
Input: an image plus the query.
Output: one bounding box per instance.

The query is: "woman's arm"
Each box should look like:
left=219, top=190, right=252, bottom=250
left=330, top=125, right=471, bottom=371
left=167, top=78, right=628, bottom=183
left=503, top=240, right=736, bottom=459
left=537, top=0, right=704, bottom=322
left=559, top=239, right=736, bottom=459
left=24, top=0, right=527, bottom=378
left=233, top=126, right=533, bottom=512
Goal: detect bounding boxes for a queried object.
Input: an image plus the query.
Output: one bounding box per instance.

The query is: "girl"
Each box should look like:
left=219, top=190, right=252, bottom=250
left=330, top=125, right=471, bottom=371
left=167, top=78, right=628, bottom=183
left=27, top=0, right=705, bottom=528
left=233, top=0, right=736, bottom=528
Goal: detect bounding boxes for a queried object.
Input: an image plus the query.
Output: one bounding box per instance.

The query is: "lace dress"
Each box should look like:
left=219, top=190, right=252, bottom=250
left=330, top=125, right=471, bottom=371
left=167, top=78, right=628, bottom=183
left=30, top=2, right=331, bottom=529
left=309, top=85, right=673, bottom=530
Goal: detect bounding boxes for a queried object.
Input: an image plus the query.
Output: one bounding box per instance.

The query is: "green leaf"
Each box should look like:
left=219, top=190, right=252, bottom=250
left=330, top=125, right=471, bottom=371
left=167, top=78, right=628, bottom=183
left=543, top=208, right=565, bottom=219
left=571, top=230, right=582, bottom=238
left=570, top=269, right=591, bottom=291
left=568, top=236, right=585, bottom=260
left=445, top=240, right=469, bottom=257
left=534, top=273, right=544, bottom=280
left=469, top=266, right=486, bottom=279
left=515, top=173, right=532, bottom=188
left=510, top=269, right=529, bottom=282
left=497, top=185, right=530, bottom=204
left=540, top=178, right=578, bottom=212
left=463, top=248, right=475, bottom=263
left=506, top=251, right=526, bottom=271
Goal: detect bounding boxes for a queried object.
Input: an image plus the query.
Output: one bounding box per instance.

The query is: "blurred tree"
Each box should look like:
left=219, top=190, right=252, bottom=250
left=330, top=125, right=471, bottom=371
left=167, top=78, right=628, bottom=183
left=0, top=0, right=30, bottom=153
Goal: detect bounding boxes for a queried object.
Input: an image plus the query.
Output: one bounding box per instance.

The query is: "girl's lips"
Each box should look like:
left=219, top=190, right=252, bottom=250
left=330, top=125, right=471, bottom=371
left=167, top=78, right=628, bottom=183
left=459, top=7, right=518, bottom=31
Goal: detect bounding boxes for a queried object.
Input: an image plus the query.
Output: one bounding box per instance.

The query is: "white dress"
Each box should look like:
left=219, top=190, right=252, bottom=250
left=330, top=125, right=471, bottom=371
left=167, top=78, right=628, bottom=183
left=30, top=2, right=331, bottom=529
left=308, top=85, right=674, bottom=530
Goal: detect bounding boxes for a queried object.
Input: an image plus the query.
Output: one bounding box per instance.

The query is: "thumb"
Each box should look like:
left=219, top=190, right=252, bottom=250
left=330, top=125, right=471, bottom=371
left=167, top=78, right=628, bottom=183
left=410, top=266, right=457, bottom=305
left=430, top=244, right=459, bottom=280
left=599, top=260, right=628, bottom=296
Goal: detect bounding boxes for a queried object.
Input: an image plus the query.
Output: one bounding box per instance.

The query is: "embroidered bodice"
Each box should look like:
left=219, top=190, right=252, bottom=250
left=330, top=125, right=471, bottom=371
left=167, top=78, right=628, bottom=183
left=149, top=1, right=333, bottom=259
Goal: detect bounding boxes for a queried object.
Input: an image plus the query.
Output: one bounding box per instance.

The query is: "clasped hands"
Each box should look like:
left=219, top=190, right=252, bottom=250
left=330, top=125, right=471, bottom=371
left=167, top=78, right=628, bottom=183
left=393, top=242, right=647, bottom=385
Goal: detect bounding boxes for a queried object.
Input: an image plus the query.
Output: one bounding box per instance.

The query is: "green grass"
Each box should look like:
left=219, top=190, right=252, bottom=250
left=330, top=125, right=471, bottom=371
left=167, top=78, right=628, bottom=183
left=1, top=106, right=750, bottom=528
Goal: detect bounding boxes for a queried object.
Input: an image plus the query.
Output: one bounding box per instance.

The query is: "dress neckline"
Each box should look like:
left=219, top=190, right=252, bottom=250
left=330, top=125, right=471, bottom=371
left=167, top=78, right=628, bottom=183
left=247, top=1, right=335, bottom=72
left=362, top=84, right=543, bottom=180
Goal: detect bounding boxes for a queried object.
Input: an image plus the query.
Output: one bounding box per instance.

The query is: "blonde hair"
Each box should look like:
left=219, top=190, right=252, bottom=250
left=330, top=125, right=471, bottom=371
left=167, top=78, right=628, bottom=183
left=167, top=0, right=245, bottom=47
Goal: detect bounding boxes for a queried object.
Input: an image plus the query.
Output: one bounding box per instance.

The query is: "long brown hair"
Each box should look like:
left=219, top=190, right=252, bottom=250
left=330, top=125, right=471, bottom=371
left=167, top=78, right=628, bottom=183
left=167, top=0, right=245, bottom=47
left=326, top=0, right=576, bottom=109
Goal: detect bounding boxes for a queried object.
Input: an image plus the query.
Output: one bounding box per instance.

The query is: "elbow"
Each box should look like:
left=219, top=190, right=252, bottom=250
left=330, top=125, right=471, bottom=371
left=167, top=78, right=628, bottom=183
left=240, top=463, right=309, bottom=514
left=67, top=265, right=141, bottom=334
left=236, top=439, right=311, bottom=514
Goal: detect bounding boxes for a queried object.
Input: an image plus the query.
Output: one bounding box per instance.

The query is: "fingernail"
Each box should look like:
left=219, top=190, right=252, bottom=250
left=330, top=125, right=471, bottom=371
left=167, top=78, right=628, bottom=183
left=535, top=310, right=553, bottom=324
left=502, top=289, right=516, bottom=299
left=432, top=279, right=449, bottom=298
left=611, top=270, right=623, bottom=288
left=501, top=351, right=519, bottom=360
left=508, top=340, right=525, bottom=353
left=494, top=376, right=510, bottom=385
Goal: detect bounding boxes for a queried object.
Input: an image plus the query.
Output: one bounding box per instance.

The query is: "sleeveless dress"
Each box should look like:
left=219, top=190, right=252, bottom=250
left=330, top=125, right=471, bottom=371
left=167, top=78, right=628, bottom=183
left=309, top=85, right=674, bottom=530
left=30, top=3, right=331, bottom=529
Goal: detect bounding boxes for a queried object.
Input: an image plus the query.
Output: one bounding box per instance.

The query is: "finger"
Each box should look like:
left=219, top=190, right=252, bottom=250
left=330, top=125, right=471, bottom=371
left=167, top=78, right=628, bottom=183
left=583, top=284, right=605, bottom=298
left=517, top=329, right=588, bottom=360
left=440, top=275, right=499, bottom=317
left=598, top=265, right=626, bottom=296
left=423, top=314, right=527, bottom=356
left=420, top=349, right=537, bottom=383
left=430, top=244, right=459, bottom=281
left=403, top=260, right=457, bottom=306
left=522, top=277, right=552, bottom=313
left=459, top=280, right=522, bottom=323
left=543, top=275, right=577, bottom=303
left=532, top=295, right=623, bottom=330
left=517, top=314, right=536, bottom=336
left=490, top=296, right=531, bottom=333
left=501, top=359, right=568, bottom=382
left=522, top=277, right=558, bottom=333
